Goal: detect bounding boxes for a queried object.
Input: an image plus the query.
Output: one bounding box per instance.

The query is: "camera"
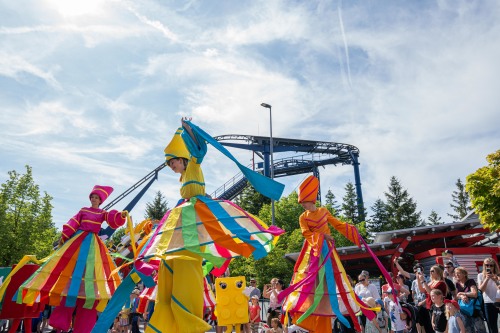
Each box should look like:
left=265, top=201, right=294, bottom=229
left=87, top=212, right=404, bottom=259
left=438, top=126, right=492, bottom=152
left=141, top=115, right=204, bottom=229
left=486, top=268, right=491, bottom=274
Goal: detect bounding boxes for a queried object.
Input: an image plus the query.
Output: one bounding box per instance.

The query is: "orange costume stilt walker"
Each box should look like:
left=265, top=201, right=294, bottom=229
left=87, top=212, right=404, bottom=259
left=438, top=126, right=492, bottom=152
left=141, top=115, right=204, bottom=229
left=279, top=176, right=394, bottom=333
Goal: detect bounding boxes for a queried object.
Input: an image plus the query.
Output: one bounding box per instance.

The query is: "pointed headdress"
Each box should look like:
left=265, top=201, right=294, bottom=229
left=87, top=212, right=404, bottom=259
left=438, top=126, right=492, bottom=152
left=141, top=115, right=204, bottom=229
left=89, top=185, right=114, bottom=204
left=164, top=127, right=190, bottom=163
left=298, top=175, right=319, bottom=203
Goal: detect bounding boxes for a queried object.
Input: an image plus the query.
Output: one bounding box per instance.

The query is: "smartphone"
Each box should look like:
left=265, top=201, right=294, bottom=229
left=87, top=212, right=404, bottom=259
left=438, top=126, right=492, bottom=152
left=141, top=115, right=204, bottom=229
left=417, top=268, right=422, bottom=274
left=486, top=268, right=491, bottom=273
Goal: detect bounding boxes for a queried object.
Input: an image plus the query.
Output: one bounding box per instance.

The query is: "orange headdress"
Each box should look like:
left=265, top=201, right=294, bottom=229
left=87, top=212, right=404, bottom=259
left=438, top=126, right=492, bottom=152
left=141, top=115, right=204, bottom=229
left=298, top=175, right=319, bottom=203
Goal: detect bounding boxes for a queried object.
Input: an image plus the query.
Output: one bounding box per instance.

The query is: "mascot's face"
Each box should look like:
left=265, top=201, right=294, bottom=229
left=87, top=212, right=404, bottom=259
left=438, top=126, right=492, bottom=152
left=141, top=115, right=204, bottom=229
left=215, top=276, right=249, bottom=325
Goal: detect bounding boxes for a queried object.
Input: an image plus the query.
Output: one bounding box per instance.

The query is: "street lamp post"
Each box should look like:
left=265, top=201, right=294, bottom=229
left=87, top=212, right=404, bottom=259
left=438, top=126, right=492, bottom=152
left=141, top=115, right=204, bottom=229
left=260, top=102, right=275, bottom=225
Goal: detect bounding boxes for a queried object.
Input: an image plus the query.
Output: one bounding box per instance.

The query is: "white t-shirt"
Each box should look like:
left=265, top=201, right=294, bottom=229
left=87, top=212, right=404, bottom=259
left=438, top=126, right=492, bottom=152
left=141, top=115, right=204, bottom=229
left=355, top=283, right=380, bottom=300
left=477, top=272, right=498, bottom=303
left=388, top=299, right=406, bottom=331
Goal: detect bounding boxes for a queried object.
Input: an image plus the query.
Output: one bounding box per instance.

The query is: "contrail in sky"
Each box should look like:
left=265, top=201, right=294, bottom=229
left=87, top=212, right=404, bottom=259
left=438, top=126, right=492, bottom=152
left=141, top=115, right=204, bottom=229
left=338, top=0, right=352, bottom=89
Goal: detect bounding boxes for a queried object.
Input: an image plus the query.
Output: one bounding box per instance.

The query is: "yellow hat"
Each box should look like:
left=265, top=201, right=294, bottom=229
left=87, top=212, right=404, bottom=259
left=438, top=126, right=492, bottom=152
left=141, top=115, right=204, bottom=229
left=298, top=175, right=319, bottom=203
left=164, top=127, right=189, bottom=162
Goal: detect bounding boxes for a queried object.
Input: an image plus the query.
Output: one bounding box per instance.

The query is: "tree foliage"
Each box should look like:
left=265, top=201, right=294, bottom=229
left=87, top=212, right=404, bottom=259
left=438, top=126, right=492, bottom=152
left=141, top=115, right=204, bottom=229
left=235, top=184, right=270, bottom=216
left=384, top=176, right=423, bottom=230
left=144, top=191, right=169, bottom=220
left=367, top=198, right=388, bottom=236
left=110, top=227, right=126, bottom=247
left=448, top=178, right=471, bottom=221
left=341, top=182, right=358, bottom=223
left=324, top=188, right=341, bottom=215
left=427, top=210, right=443, bottom=225
left=466, top=150, right=500, bottom=231
left=0, top=166, right=58, bottom=266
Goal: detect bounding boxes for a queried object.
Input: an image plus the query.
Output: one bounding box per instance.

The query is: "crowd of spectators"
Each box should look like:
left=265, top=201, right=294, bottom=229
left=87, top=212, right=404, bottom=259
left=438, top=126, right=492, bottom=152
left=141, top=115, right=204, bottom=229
left=208, top=254, right=498, bottom=333
left=1, top=253, right=498, bottom=333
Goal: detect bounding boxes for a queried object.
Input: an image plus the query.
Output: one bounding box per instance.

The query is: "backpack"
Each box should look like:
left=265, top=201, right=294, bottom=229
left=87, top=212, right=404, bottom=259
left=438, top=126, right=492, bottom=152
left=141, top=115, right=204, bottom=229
left=473, top=290, right=485, bottom=319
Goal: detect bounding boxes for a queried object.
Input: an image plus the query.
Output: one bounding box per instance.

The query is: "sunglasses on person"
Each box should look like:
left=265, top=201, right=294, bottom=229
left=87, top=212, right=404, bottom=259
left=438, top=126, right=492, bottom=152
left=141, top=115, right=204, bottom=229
left=359, top=278, right=366, bottom=282
left=484, top=264, right=493, bottom=267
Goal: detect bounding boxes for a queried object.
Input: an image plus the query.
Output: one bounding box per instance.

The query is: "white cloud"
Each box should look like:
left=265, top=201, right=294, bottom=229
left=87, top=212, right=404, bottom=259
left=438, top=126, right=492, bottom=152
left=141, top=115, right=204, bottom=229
left=1, top=0, right=499, bottom=229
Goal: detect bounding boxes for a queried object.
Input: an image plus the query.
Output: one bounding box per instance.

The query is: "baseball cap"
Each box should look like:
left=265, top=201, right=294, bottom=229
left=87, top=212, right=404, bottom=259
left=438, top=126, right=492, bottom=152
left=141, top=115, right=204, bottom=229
left=444, top=299, right=459, bottom=310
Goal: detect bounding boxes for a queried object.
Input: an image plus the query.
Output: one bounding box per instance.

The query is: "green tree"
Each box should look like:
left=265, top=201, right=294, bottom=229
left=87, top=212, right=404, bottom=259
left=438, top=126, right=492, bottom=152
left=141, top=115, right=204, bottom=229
left=367, top=198, right=388, bottom=235
left=448, top=178, right=471, bottom=221
left=341, top=182, right=358, bottom=223
left=427, top=210, right=443, bottom=225
left=384, top=176, right=423, bottom=230
left=466, top=150, right=500, bottom=231
left=0, top=166, right=58, bottom=266
left=258, top=191, right=303, bottom=233
left=325, top=188, right=341, bottom=215
left=235, top=184, right=270, bottom=216
left=110, top=227, right=126, bottom=247
left=144, top=191, right=169, bottom=220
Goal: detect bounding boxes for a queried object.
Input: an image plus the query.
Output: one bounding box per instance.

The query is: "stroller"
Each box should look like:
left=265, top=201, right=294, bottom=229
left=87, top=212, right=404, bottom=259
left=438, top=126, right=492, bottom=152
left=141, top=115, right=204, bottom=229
left=400, top=302, right=418, bottom=333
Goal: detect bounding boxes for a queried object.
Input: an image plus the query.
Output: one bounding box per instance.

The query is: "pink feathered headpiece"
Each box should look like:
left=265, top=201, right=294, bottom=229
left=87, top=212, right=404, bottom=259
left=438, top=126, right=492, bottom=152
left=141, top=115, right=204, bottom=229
left=89, top=185, right=114, bottom=205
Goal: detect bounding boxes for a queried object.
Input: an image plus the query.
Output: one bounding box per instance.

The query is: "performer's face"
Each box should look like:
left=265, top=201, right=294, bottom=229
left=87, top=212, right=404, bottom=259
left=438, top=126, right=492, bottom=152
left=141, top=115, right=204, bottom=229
left=168, top=158, right=185, bottom=173
left=90, top=194, right=101, bottom=207
left=300, top=201, right=316, bottom=211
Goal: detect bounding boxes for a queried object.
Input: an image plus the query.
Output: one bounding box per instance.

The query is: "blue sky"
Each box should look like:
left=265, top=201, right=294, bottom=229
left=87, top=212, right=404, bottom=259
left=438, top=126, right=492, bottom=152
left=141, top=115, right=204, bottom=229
left=1, top=0, right=499, bottom=229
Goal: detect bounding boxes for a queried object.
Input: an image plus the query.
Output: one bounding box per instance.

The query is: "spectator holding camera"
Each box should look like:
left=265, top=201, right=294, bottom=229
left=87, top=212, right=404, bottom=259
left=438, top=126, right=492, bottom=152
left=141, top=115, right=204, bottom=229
left=393, top=259, right=433, bottom=333
left=477, top=258, right=499, bottom=333
left=263, top=278, right=284, bottom=327
left=417, top=265, right=447, bottom=310
left=455, top=266, right=487, bottom=333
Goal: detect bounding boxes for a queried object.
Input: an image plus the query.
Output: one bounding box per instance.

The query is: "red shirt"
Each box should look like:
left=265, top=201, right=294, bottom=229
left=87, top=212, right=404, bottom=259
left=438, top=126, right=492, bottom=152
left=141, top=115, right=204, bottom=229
left=426, top=280, right=447, bottom=309
left=249, top=304, right=261, bottom=322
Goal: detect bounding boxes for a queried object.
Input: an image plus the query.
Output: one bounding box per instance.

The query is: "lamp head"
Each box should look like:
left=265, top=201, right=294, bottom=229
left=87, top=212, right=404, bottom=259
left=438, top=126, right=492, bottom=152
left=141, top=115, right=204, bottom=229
left=260, top=103, right=272, bottom=109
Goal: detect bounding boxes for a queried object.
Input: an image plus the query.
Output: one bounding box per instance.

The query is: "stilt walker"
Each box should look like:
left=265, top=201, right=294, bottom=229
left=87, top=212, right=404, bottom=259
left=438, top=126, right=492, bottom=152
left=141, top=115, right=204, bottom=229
left=279, top=176, right=394, bottom=333
left=16, top=185, right=127, bottom=333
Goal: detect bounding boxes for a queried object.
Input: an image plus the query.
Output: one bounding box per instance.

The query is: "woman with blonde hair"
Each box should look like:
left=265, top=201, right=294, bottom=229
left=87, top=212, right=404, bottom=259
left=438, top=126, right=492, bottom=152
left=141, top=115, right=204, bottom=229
left=477, top=258, right=499, bottom=333
left=417, top=265, right=447, bottom=310
left=455, top=266, right=487, bottom=333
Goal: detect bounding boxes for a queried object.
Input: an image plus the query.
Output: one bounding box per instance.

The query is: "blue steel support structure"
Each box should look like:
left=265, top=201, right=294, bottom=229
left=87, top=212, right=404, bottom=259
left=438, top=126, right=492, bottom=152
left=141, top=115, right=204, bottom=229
left=214, top=135, right=365, bottom=223
left=349, top=150, right=365, bottom=222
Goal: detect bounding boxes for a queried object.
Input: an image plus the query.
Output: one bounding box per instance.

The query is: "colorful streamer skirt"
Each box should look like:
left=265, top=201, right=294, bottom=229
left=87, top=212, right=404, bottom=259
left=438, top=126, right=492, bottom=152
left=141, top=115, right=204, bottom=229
left=17, top=230, right=120, bottom=311
left=140, top=196, right=284, bottom=266
left=138, top=196, right=282, bottom=333
left=280, top=240, right=372, bottom=332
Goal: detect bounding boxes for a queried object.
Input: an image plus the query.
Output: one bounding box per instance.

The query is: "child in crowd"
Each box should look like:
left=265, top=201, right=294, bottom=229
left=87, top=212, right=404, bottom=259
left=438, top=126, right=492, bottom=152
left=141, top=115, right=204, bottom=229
left=109, top=316, right=121, bottom=333
left=443, top=249, right=460, bottom=268
left=362, top=297, right=387, bottom=333
left=444, top=299, right=465, bottom=333
left=266, top=317, right=283, bottom=333
left=386, top=288, right=406, bottom=333
left=430, top=289, right=446, bottom=333
left=248, top=295, right=261, bottom=333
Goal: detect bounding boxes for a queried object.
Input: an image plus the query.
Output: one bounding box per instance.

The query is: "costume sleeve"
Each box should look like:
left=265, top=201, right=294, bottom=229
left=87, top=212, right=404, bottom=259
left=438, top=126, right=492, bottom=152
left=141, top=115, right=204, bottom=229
left=325, top=210, right=361, bottom=246
left=106, top=209, right=126, bottom=229
left=299, top=213, right=318, bottom=249
left=181, top=124, right=207, bottom=164
left=61, top=209, right=83, bottom=241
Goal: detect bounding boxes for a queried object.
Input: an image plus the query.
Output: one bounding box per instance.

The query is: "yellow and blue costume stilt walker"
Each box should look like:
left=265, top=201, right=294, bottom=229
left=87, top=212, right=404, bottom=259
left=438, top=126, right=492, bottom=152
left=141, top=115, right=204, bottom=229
left=92, top=119, right=284, bottom=333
